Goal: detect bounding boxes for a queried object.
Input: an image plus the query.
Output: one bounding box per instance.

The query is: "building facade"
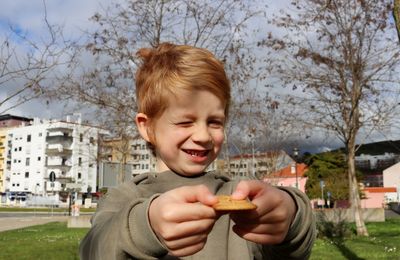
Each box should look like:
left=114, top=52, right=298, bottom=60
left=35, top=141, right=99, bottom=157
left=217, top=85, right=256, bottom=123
left=222, top=150, right=294, bottom=179
left=3, top=116, right=105, bottom=197
left=383, top=162, right=400, bottom=202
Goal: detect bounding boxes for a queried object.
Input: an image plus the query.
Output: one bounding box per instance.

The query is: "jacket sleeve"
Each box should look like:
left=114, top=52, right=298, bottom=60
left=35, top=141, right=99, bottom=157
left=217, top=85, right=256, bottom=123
left=79, top=182, right=168, bottom=260
left=262, top=187, right=316, bottom=259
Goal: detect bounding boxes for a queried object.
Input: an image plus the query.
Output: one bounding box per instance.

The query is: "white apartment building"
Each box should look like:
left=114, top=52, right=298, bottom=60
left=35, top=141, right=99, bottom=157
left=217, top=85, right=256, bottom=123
left=4, top=116, right=105, bottom=195
left=5, top=121, right=47, bottom=195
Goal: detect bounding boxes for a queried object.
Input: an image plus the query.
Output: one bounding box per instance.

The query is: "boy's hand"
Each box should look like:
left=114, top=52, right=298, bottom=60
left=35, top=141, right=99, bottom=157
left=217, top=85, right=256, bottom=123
left=230, top=180, right=297, bottom=245
left=148, top=185, right=218, bottom=257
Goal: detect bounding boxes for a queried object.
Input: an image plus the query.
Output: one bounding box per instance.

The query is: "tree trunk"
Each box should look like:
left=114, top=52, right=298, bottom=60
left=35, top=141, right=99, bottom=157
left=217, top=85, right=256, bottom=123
left=347, top=139, right=369, bottom=236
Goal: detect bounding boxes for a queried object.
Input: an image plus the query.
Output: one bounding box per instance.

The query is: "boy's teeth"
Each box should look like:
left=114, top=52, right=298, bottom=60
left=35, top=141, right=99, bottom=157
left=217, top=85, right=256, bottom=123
left=186, top=150, right=207, bottom=156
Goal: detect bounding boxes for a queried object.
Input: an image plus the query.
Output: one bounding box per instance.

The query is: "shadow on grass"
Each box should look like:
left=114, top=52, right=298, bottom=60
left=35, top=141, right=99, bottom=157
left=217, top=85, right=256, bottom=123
left=328, top=238, right=365, bottom=260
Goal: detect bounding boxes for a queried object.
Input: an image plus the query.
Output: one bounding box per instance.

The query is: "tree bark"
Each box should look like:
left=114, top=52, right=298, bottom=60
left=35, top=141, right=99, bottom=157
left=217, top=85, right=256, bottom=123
left=347, top=133, right=368, bottom=236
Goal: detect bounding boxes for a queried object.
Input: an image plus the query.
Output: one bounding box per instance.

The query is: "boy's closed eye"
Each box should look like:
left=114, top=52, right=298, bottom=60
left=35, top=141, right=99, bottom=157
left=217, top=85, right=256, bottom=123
left=208, top=120, right=224, bottom=128
left=175, top=121, right=193, bottom=127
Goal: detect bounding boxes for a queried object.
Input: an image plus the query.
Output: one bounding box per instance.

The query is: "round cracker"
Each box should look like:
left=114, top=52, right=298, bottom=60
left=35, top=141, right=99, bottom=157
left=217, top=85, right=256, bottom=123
left=213, top=195, right=257, bottom=211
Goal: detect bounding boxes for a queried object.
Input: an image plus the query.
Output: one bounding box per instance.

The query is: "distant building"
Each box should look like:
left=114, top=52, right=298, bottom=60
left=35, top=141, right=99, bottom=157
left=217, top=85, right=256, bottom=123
left=0, top=129, right=8, bottom=192
left=3, top=116, right=107, bottom=196
left=263, top=163, right=308, bottom=193
left=98, top=137, right=156, bottom=188
left=361, top=187, right=397, bottom=208
left=0, top=114, right=31, bottom=128
left=355, top=153, right=399, bottom=187
left=383, top=162, right=400, bottom=202
left=222, top=150, right=293, bottom=179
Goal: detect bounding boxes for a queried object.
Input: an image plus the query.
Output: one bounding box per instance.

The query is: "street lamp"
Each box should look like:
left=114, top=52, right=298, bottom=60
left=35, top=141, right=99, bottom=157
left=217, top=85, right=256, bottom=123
left=292, top=147, right=299, bottom=189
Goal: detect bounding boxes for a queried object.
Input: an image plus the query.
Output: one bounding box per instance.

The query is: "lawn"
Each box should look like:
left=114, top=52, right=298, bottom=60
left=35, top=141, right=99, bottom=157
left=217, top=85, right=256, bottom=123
left=311, top=219, right=400, bottom=259
left=0, top=219, right=399, bottom=259
left=0, top=222, right=88, bottom=260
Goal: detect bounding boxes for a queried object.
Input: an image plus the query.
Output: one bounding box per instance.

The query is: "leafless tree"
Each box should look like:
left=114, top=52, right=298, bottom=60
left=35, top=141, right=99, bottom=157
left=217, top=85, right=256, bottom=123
left=0, top=3, right=76, bottom=114
left=263, top=0, right=400, bottom=236
left=47, top=0, right=273, bottom=179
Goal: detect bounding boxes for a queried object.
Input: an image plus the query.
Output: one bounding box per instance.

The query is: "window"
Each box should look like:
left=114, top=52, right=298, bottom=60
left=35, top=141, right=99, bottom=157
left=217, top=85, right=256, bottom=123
left=19, top=147, right=22, bottom=151
left=78, top=157, right=82, bottom=166
left=39, top=132, right=42, bottom=137
left=25, top=158, right=30, bottom=166
left=79, top=134, right=83, bottom=142
left=78, top=172, right=82, bottom=179
left=37, top=157, right=41, bottom=161
left=27, top=134, right=31, bottom=142
left=25, top=172, right=29, bottom=178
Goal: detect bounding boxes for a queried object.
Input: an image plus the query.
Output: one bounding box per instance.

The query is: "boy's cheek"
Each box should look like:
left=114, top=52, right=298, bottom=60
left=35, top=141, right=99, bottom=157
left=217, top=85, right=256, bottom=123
left=213, top=131, right=225, bottom=145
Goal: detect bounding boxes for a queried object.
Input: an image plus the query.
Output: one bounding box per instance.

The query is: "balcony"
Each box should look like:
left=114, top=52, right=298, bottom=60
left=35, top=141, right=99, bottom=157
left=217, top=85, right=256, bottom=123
left=45, top=176, right=74, bottom=184
left=46, top=135, right=73, bottom=144
left=47, top=127, right=73, bottom=133
left=46, top=148, right=72, bottom=156
left=45, top=160, right=72, bottom=171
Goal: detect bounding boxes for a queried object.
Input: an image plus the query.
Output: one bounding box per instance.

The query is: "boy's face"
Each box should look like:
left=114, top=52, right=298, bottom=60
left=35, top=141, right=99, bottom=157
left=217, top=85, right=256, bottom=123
left=138, top=89, right=226, bottom=177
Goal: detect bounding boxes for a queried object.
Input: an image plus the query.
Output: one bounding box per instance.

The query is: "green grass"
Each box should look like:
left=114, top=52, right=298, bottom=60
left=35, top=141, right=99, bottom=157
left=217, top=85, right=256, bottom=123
left=0, top=222, right=89, bottom=260
left=311, top=219, right=400, bottom=259
left=0, top=219, right=399, bottom=259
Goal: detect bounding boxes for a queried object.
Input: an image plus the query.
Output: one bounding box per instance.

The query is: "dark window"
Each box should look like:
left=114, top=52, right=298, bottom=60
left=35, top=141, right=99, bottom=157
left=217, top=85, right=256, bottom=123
left=25, top=172, right=29, bottom=178
left=79, top=134, right=83, bottom=142
left=27, top=134, right=31, bottom=142
left=78, top=157, right=82, bottom=166
left=26, top=158, right=30, bottom=166
left=78, top=172, right=82, bottom=179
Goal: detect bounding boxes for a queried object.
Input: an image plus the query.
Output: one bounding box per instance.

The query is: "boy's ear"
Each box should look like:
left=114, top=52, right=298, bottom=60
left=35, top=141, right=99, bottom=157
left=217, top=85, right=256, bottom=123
left=135, top=113, right=151, bottom=143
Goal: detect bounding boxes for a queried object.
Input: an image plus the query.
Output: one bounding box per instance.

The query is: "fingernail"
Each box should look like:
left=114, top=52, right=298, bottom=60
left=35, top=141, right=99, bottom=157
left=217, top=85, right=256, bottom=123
left=231, top=190, right=245, bottom=199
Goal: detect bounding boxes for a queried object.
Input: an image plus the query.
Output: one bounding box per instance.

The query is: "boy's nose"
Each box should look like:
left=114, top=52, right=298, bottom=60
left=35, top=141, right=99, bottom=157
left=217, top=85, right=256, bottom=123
left=192, top=124, right=212, bottom=143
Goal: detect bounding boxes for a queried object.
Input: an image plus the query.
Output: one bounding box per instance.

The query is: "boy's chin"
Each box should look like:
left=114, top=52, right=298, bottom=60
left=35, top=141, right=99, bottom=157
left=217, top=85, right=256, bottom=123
left=173, top=167, right=209, bottom=177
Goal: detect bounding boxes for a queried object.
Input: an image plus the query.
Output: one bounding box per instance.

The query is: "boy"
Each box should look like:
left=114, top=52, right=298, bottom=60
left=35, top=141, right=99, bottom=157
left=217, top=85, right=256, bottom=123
left=80, top=43, right=315, bottom=259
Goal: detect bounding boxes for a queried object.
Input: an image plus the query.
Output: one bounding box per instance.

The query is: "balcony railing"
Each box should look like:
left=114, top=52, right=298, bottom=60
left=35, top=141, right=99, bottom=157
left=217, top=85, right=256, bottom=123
left=46, top=135, right=73, bottom=144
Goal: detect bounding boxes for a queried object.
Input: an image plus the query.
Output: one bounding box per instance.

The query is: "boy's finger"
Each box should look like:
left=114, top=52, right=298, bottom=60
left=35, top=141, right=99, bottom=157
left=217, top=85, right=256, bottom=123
left=231, top=180, right=266, bottom=200
left=168, top=202, right=218, bottom=221
left=173, top=185, right=218, bottom=206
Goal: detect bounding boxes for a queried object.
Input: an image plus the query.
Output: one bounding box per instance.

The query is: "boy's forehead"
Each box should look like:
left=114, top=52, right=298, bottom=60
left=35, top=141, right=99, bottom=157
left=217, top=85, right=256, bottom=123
left=164, top=89, right=226, bottom=113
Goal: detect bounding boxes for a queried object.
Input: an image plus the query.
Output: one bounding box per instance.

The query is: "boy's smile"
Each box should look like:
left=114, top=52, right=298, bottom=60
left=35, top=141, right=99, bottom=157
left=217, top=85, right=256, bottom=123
left=138, top=89, right=226, bottom=177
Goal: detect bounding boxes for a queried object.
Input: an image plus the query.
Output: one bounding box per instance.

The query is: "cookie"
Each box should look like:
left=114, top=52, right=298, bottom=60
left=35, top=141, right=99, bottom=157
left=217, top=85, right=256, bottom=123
left=213, top=195, right=257, bottom=211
